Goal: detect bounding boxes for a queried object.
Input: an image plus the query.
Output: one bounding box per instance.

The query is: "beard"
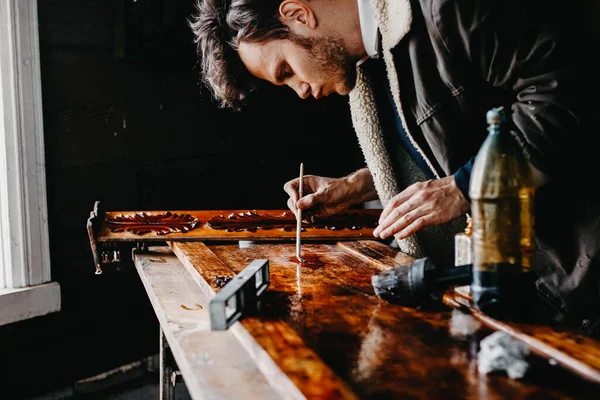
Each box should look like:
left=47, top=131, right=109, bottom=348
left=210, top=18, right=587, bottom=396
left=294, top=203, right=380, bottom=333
left=291, top=34, right=357, bottom=95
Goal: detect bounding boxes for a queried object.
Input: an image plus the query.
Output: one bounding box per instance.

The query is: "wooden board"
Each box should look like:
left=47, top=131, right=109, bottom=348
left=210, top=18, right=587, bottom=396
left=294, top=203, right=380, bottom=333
left=97, top=209, right=381, bottom=243
left=343, top=241, right=600, bottom=387
left=444, top=286, right=600, bottom=386
left=133, top=247, right=281, bottom=400
left=170, top=240, right=600, bottom=399
left=171, top=241, right=360, bottom=400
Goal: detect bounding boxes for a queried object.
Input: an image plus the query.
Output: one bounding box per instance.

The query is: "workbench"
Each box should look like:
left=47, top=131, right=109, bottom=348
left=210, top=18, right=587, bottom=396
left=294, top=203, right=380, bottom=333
left=132, top=239, right=600, bottom=399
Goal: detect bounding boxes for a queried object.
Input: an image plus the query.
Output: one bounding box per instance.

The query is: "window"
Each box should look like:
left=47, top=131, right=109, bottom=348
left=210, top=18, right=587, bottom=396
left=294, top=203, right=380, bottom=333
left=0, top=0, right=60, bottom=326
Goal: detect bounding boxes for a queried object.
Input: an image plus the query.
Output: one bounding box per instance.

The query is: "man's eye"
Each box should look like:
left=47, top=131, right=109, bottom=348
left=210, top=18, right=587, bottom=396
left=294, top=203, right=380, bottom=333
left=282, top=65, right=292, bottom=79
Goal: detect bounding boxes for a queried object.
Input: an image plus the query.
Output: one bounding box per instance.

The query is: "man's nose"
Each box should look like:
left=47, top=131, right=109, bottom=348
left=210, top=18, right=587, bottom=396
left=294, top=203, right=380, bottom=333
left=293, top=82, right=310, bottom=99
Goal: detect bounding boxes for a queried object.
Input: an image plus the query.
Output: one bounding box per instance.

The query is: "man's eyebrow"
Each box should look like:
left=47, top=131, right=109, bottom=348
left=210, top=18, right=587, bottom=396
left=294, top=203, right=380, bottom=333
left=271, top=61, right=283, bottom=84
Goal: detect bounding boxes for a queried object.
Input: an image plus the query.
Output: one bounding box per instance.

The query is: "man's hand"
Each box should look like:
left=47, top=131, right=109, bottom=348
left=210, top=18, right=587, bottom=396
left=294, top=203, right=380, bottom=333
left=283, top=168, right=377, bottom=218
left=373, top=176, right=470, bottom=240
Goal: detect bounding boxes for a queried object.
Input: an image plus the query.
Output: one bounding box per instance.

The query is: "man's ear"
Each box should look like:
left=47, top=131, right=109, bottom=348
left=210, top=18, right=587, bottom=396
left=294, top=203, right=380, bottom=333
left=279, top=0, right=317, bottom=29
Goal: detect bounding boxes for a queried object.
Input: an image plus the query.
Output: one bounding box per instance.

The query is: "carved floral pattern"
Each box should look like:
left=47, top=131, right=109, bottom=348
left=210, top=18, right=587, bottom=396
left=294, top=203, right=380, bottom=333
left=207, top=210, right=378, bottom=232
left=106, top=212, right=199, bottom=235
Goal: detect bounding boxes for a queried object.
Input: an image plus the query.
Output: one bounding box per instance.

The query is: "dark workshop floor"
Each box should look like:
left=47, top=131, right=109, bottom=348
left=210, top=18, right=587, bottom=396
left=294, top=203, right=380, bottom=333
left=25, top=367, right=192, bottom=400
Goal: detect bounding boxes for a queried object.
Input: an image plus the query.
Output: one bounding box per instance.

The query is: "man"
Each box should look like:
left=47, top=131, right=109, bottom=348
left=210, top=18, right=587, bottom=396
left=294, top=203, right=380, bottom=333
left=190, top=0, right=600, bottom=337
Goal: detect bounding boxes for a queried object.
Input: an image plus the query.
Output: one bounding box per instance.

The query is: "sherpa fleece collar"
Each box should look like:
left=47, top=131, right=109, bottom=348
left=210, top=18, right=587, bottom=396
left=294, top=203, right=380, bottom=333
left=371, top=0, right=413, bottom=51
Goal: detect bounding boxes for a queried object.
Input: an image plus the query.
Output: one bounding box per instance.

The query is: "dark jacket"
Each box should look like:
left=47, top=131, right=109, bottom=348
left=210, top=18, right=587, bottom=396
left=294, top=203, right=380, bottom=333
left=349, top=0, right=600, bottom=336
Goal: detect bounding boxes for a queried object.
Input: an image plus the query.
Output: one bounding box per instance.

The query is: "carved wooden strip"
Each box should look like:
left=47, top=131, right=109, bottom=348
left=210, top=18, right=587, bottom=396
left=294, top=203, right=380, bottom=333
left=337, top=240, right=415, bottom=271
left=97, top=209, right=381, bottom=242
left=132, top=247, right=280, bottom=400
left=206, top=210, right=378, bottom=231
left=170, top=241, right=359, bottom=400
left=106, top=211, right=199, bottom=235
left=444, top=290, right=600, bottom=386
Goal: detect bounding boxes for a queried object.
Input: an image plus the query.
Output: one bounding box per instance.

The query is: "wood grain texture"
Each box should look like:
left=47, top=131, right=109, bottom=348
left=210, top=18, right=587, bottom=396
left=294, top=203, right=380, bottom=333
left=337, top=240, right=415, bottom=271
left=132, top=247, right=280, bottom=400
left=98, top=209, right=381, bottom=243
left=444, top=287, right=600, bottom=386
left=170, top=241, right=359, bottom=400
left=337, top=243, right=600, bottom=388
left=172, top=240, right=600, bottom=399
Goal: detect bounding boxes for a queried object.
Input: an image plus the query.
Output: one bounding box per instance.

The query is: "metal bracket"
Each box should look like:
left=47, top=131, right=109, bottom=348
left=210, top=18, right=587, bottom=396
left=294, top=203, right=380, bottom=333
left=87, top=201, right=104, bottom=275
left=88, top=200, right=143, bottom=275
left=209, top=259, right=270, bottom=331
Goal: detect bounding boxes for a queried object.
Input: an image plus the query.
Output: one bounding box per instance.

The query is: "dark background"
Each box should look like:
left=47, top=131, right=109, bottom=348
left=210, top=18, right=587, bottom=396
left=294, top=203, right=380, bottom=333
left=0, top=0, right=364, bottom=398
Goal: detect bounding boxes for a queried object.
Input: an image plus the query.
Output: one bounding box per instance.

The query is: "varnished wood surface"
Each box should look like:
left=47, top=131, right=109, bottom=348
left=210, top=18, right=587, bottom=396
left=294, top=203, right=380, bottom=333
left=171, top=241, right=359, bottom=400
left=132, top=247, right=281, bottom=400
left=444, top=287, right=600, bottom=385
left=97, top=209, right=381, bottom=243
left=171, top=240, right=600, bottom=399
left=348, top=241, right=600, bottom=387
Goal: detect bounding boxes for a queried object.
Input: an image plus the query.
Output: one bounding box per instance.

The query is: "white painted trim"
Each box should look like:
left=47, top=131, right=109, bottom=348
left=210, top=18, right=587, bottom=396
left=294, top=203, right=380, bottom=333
left=0, top=282, right=61, bottom=326
left=0, top=0, right=51, bottom=288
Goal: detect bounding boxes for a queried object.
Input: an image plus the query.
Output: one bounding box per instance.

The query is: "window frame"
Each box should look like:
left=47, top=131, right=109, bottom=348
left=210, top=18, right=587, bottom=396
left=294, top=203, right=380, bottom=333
left=0, top=0, right=60, bottom=326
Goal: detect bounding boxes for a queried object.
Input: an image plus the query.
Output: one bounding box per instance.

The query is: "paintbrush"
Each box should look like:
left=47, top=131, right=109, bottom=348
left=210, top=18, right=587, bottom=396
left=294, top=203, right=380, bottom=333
left=296, top=162, right=304, bottom=260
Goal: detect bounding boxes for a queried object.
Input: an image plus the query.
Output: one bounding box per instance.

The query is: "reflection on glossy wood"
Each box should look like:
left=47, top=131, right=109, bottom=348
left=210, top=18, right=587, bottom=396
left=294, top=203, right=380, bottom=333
left=337, top=240, right=415, bottom=271
left=98, top=209, right=381, bottom=242
left=172, top=240, right=600, bottom=399
left=170, top=241, right=359, bottom=400
left=351, top=241, right=600, bottom=387
left=444, top=288, right=600, bottom=385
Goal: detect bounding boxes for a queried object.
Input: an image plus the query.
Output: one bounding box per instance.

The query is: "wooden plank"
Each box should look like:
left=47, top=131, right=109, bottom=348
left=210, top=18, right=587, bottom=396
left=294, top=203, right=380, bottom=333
left=170, top=241, right=360, bottom=400
left=444, top=287, right=600, bottom=386
left=97, top=209, right=381, bottom=243
left=172, top=240, right=599, bottom=399
left=133, top=247, right=280, bottom=400
left=337, top=240, right=414, bottom=271
left=338, top=242, right=600, bottom=387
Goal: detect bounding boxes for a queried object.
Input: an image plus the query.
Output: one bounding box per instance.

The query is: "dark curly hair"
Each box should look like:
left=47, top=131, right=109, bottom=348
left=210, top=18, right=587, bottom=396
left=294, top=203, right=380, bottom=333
left=189, top=0, right=294, bottom=110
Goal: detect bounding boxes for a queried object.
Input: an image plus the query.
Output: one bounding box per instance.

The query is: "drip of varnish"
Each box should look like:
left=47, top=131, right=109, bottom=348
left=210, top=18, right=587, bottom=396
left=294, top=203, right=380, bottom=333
left=289, top=254, right=324, bottom=269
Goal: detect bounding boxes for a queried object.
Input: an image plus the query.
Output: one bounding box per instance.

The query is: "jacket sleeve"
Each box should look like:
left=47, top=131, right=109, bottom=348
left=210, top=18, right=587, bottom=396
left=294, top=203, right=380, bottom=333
left=453, top=157, right=474, bottom=200
left=430, top=0, right=591, bottom=180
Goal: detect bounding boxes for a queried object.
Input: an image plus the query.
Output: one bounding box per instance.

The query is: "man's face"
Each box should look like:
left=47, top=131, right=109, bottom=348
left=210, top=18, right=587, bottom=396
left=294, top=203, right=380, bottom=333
left=238, top=35, right=357, bottom=100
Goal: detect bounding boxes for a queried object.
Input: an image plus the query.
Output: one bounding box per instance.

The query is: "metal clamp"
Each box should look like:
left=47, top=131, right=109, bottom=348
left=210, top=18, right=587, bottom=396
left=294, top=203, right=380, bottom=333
left=209, top=259, right=270, bottom=330
left=88, top=200, right=141, bottom=275
left=86, top=201, right=103, bottom=275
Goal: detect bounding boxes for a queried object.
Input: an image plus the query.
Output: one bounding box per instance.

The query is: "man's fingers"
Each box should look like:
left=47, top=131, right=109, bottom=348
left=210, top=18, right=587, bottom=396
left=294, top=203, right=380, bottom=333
left=378, top=185, right=418, bottom=222
left=297, top=192, right=317, bottom=210
left=287, top=189, right=319, bottom=217
left=378, top=200, right=417, bottom=233
left=374, top=198, right=417, bottom=237
left=287, top=197, right=298, bottom=217
left=375, top=206, right=428, bottom=239
left=378, top=202, right=394, bottom=226
left=396, top=215, right=433, bottom=240
left=283, top=180, right=299, bottom=204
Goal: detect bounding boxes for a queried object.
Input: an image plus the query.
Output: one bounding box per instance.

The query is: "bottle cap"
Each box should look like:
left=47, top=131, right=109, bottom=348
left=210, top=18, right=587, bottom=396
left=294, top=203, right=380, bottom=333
left=486, top=106, right=505, bottom=125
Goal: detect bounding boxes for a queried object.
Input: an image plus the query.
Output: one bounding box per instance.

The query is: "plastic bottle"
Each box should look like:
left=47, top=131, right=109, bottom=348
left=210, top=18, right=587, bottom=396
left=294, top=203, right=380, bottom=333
left=469, top=106, right=535, bottom=319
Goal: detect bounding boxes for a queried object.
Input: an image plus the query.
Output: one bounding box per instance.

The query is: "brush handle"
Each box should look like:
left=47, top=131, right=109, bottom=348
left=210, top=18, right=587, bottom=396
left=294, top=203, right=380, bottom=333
left=295, top=163, right=304, bottom=258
